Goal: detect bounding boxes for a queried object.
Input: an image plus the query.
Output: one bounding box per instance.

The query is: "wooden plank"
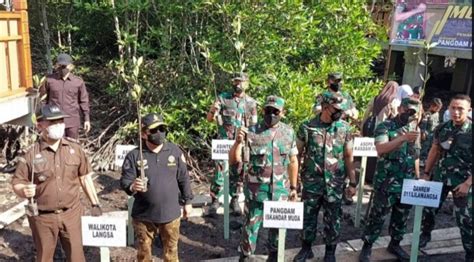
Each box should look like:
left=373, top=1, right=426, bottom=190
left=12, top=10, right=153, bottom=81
left=0, top=42, right=8, bottom=93
left=19, top=10, right=32, bottom=88
left=0, top=13, right=22, bottom=19
left=13, top=0, right=28, bottom=11
left=423, top=245, right=465, bottom=255
left=0, top=36, right=21, bottom=41
left=0, top=200, right=27, bottom=229
left=8, top=39, right=20, bottom=90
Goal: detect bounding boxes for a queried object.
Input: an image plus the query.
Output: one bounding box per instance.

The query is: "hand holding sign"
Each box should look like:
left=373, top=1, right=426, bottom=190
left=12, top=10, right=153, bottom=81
left=289, top=189, right=298, bottom=202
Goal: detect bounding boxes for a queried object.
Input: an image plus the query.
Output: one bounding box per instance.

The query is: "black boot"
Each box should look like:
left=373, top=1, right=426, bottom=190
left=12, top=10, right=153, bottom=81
left=239, top=252, right=250, bottom=262
left=419, top=232, right=431, bottom=248
left=466, top=251, right=473, bottom=262
left=387, top=239, right=410, bottom=261
left=324, top=244, right=337, bottom=262
left=293, top=242, right=314, bottom=262
left=267, top=251, right=278, bottom=262
left=230, top=196, right=242, bottom=216
left=359, top=242, right=372, bottom=262
left=206, top=199, right=220, bottom=217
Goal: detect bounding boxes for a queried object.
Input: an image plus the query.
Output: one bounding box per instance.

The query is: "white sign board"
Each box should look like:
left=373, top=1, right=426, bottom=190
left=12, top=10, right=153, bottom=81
left=211, top=139, right=235, bottom=160
left=352, top=137, right=378, bottom=157
left=401, top=179, right=443, bottom=208
left=263, top=201, right=304, bottom=229
left=81, top=216, right=127, bottom=247
left=115, top=145, right=137, bottom=167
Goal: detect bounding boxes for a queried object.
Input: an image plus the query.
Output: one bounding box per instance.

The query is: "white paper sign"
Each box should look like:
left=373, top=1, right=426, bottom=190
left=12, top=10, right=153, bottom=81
left=211, top=139, right=235, bottom=160
left=263, top=201, right=304, bottom=229
left=81, top=216, right=127, bottom=247
left=115, top=145, right=137, bottom=167
left=401, top=179, right=443, bottom=208
left=352, top=137, right=378, bottom=157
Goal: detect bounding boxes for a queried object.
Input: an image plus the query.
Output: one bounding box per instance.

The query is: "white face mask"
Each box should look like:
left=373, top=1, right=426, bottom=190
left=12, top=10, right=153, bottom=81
left=47, top=123, right=65, bottom=140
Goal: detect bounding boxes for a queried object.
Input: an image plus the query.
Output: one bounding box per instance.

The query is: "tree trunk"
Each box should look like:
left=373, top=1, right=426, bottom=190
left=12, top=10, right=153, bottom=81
left=39, top=0, right=53, bottom=74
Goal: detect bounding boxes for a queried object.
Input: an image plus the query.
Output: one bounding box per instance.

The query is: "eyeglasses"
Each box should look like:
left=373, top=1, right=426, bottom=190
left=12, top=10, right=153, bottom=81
left=149, top=125, right=167, bottom=134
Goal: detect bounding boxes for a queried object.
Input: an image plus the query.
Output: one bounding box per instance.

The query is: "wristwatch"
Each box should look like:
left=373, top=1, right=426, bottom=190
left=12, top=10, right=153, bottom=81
left=290, top=185, right=297, bottom=191
left=92, top=204, right=101, bottom=208
left=349, top=181, right=358, bottom=188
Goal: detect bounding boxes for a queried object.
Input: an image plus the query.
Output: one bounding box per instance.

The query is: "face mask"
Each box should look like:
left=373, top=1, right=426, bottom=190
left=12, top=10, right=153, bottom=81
left=47, top=123, right=65, bottom=140
left=264, top=113, right=281, bottom=127
left=147, top=131, right=166, bottom=146
left=399, top=112, right=416, bottom=126
left=234, top=84, right=244, bottom=94
left=330, top=110, right=343, bottom=121
left=59, top=67, right=69, bottom=77
left=329, top=82, right=341, bottom=92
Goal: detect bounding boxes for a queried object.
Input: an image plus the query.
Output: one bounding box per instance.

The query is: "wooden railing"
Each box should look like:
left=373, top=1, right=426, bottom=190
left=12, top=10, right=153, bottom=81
left=0, top=0, right=32, bottom=99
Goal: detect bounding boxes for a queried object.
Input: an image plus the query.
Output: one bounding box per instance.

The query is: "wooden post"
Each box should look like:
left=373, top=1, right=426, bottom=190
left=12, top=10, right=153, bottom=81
left=127, top=196, right=135, bottom=246
left=277, top=228, right=286, bottom=262
left=223, top=161, right=229, bottom=239
left=100, top=247, right=110, bottom=262
left=354, top=156, right=368, bottom=228
left=410, top=205, right=423, bottom=262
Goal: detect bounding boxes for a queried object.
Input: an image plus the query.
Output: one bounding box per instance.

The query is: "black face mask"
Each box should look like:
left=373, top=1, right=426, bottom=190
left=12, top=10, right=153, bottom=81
left=329, top=82, right=341, bottom=92
left=330, top=110, right=343, bottom=121
left=398, top=112, right=416, bottom=126
left=264, top=113, right=281, bottom=127
left=147, top=131, right=166, bottom=146
left=233, top=84, right=244, bottom=94
left=58, top=66, right=69, bottom=77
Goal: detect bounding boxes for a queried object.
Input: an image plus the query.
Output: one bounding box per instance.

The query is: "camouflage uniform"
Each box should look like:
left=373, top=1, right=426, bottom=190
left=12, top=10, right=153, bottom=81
left=419, top=111, right=440, bottom=167
left=239, top=96, right=298, bottom=256
left=421, top=119, right=472, bottom=254
left=211, top=92, right=257, bottom=200
left=297, top=93, right=353, bottom=246
left=362, top=99, right=421, bottom=244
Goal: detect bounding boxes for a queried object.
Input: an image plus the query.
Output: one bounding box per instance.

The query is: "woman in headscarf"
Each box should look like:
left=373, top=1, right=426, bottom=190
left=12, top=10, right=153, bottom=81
left=360, top=81, right=400, bottom=184
left=362, top=81, right=401, bottom=133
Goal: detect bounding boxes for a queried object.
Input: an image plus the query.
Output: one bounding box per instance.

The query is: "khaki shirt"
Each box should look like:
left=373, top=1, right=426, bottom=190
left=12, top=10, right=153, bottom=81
left=12, top=138, right=92, bottom=211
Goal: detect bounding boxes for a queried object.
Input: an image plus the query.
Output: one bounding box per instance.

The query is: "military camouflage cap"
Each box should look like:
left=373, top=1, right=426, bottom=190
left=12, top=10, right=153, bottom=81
left=231, top=72, right=249, bottom=81
left=328, top=72, right=342, bottom=80
left=432, top=97, right=443, bottom=107
left=142, top=113, right=167, bottom=129
left=401, top=97, right=421, bottom=113
left=264, top=95, right=285, bottom=111
left=320, top=92, right=344, bottom=110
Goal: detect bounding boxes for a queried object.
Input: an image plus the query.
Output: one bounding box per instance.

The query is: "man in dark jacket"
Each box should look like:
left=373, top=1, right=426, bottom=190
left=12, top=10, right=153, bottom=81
left=120, top=113, right=193, bottom=261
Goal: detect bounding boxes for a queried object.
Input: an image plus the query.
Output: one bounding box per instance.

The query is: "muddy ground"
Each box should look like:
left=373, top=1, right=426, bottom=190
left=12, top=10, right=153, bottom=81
left=0, top=170, right=466, bottom=261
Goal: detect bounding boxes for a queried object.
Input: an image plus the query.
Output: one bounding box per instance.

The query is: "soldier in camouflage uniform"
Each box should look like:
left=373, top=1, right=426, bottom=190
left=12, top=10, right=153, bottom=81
left=206, top=73, right=258, bottom=216
left=419, top=94, right=472, bottom=262
left=229, top=95, right=299, bottom=262
left=359, top=97, right=422, bottom=262
left=313, top=72, right=358, bottom=121
left=313, top=72, right=359, bottom=205
left=419, top=97, right=442, bottom=169
left=293, top=92, right=357, bottom=262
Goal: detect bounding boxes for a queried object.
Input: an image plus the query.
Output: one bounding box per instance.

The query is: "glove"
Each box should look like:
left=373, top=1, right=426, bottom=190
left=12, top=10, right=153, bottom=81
left=91, top=205, right=102, bottom=216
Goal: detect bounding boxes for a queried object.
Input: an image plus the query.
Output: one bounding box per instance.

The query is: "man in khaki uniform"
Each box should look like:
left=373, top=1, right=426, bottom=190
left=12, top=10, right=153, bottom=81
left=11, top=104, right=102, bottom=262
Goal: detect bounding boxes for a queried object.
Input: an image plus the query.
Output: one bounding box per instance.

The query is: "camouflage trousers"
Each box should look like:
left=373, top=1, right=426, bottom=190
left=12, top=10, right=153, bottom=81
left=210, top=160, right=242, bottom=200
left=301, top=192, right=343, bottom=245
left=362, top=188, right=411, bottom=244
left=422, top=185, right=472, bottom=253
left=240, top=199, right=279, bottom=256
left=133, top=218, right=180, bottom=262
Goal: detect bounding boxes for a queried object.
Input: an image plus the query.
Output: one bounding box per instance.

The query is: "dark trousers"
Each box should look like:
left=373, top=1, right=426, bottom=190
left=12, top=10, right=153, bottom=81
left=65, top=126, right=80, bottom=140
